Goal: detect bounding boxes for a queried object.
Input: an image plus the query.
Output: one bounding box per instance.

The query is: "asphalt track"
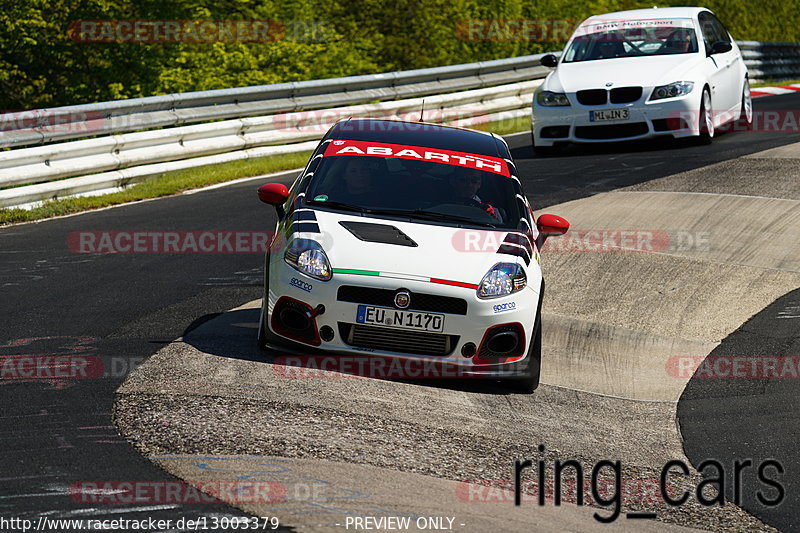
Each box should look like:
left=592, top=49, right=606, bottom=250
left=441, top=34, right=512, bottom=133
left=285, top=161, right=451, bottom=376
left=1, top=92, right=799, bottom=531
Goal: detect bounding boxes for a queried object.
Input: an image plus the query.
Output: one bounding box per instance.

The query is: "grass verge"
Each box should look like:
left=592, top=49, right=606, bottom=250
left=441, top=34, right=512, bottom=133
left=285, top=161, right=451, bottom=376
left=752, top=79, right=800, bottom=88
left=0, top=116, right=532, bottom=225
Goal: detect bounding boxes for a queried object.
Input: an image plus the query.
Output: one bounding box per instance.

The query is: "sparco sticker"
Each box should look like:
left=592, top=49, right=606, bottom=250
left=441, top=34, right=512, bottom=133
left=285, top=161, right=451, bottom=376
left=323, top=140, right=511, bottom=177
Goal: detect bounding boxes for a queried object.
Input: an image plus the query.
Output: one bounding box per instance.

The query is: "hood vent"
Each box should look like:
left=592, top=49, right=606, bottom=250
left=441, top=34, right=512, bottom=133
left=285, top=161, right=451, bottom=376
left=339, top=221, right=418, bottom=247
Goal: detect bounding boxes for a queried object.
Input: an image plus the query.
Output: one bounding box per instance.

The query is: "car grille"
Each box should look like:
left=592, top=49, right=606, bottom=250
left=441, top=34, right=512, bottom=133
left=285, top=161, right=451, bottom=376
left=610, top=86, right=642, bottom=103
left=338, top=323, right=459, bottom=356
left=337, top=285, right=468, bottom=315
left=574, top=122, right=649, bottom=139
left=576, top=89, right=607, bottom=105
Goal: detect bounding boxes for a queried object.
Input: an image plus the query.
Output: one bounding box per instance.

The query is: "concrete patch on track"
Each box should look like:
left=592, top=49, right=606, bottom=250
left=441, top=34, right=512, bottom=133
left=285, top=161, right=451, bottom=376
left=539, top=188, right=800, bottom=400
left=147, top=454, right=698, bottom=533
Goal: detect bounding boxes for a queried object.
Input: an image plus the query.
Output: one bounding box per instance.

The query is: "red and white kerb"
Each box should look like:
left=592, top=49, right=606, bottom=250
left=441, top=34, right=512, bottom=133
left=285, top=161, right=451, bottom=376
left=324, top=140, right=510, bottom=177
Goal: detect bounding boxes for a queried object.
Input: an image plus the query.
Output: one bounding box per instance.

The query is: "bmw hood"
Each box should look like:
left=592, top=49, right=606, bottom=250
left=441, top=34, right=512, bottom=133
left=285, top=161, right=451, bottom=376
left=306, top=210, right=538, bottom=288
left=545, top=54, right=705, bottom=93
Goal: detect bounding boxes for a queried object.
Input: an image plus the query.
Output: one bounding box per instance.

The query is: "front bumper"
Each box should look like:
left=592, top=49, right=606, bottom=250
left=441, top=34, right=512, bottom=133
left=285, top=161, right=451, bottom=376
left=266, top=259, right=541, bottom=376
left=532, top=90, right=703, bottom=146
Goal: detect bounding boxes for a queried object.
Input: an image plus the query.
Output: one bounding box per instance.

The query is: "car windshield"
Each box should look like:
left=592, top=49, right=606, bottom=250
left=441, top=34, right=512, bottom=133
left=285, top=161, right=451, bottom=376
left=563, top=21, right=699, bottom=62
left=303, top=142, right=527, bottom=230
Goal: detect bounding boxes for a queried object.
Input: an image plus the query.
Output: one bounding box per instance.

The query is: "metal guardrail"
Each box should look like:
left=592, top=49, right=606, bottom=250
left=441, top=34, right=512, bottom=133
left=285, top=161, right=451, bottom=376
left=0, top=41, right=797, bottom=209
left=738, top=41, right=800, bottom=83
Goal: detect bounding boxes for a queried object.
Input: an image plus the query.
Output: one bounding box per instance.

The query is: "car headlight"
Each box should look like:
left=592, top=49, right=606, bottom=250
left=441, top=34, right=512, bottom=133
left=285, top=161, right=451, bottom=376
left=650, top=81, right=694, bottom=101
left=284, top=239, right=332, bottom=281
left=537, top=91, right=571, bottom=107
left=477, top=263, right=527, bottom=299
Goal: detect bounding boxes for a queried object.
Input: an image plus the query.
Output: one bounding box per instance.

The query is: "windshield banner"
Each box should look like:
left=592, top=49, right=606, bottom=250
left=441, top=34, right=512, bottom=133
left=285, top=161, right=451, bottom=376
left=323, top=139, right=511, bottom=177
left=576, top=18, right=694, bottom=36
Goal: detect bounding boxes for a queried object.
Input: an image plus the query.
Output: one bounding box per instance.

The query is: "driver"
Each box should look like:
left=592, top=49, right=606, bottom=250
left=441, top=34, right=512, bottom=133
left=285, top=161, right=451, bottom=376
left=665, top=29, right=693, bottom=53
left=448, top=170, right=502, bottom=222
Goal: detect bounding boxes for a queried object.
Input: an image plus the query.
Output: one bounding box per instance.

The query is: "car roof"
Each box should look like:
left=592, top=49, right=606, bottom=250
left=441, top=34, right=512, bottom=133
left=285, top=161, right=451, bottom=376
left=580, top=7, right=709, bottom=25
left=327, top=118, right=508, bottom=159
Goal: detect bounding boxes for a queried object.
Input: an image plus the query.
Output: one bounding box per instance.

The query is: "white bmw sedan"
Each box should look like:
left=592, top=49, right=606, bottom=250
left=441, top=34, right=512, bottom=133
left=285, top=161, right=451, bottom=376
left=531, top=7, right=752, bottom=154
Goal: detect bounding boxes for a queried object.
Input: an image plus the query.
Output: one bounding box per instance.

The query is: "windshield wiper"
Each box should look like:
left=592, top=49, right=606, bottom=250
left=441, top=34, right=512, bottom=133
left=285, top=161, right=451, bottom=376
left=307, top=200, right=366, bottom=213
left=365, top=208, right=497, bottom=228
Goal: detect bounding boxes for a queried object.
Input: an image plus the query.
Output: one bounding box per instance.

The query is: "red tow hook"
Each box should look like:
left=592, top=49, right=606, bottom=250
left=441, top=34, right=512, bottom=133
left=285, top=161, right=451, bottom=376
left=306, top=304, right=325, bottom=319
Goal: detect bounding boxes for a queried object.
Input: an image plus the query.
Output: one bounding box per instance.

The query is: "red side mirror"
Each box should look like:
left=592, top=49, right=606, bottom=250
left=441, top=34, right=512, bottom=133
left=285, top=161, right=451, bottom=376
left=258, top=183, right=289, bottom=205
left=537, top=214, right=570, bottom=236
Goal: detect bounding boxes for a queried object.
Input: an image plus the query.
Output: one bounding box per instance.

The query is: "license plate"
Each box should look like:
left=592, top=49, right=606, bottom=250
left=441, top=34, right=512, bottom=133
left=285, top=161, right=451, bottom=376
left=356, top=305, right=444, bottom=332
left=590, top=109, right=630, bottom=122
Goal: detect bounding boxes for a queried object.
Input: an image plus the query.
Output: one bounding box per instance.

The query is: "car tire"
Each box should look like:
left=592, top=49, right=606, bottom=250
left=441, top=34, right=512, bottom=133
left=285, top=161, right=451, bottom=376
left=697, top=88, right=714, bottom=145
left=257, top=252, right=278, bottom=350
left=737, top=78, right=753, bottom=130
left=532, top=131, right=560, bottom=157
left=508, top=309, right=542, bottom=394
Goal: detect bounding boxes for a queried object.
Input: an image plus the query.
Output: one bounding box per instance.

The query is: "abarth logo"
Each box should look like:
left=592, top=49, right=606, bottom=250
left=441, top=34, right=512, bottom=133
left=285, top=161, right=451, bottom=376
left=394, top=291, right=411, bottom=309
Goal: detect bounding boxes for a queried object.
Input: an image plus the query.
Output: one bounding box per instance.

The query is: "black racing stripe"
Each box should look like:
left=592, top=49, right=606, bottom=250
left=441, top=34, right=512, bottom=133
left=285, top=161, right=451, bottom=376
left=497, top=244, right=530, bottom=265
left=293, top=222, right=320, bottom=233
left=503, top=232, right=533, bottom=255
left=294, top=210, right=317, bottom=221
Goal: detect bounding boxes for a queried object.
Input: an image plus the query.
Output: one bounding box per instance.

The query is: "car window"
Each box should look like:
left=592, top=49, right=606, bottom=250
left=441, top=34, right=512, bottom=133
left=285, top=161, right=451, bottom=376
left=303, top=148, right=526, bottom=230
left=708, top=14, right=732, bottom=44
left=698, top=12, right=722, bottom=51
left=563, top=19, right=699, bottom=62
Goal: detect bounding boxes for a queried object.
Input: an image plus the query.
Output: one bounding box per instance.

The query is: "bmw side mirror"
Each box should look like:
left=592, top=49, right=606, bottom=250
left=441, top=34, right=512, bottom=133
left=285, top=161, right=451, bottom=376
left=258, top=183, right=289, bottom=218
left=710, top=41, right=732, bottom=55
left=541, top=54, right=559, bottom=68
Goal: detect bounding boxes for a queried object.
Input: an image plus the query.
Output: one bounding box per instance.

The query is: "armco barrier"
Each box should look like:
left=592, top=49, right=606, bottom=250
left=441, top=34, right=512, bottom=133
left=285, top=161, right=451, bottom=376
left=0, top=41, right=797, bottom=209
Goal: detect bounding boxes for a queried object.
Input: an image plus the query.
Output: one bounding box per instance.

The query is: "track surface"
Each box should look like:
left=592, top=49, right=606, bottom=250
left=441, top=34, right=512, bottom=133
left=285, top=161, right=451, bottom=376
left=1, top=93, right=799, bottom=528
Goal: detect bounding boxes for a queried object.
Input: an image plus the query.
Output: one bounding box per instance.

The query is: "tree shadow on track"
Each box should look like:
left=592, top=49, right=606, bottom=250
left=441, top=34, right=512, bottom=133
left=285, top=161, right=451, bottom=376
left=183, top=306, right=521, bottom=396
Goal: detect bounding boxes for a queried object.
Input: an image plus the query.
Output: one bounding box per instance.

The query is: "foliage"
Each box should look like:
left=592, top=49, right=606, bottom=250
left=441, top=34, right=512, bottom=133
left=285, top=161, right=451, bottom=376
left=0, top=0, right=796, bottom=109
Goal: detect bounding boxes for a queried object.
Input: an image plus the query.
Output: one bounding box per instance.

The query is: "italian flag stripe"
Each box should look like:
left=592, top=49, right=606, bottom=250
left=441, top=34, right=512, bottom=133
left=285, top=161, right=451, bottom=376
left=332, top=268, right=477, bottom=289
left=332, top=268, right=380, bottom=276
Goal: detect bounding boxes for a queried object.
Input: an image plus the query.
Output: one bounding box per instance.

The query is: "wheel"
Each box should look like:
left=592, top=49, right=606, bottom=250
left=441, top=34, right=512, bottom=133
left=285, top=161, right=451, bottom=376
left=532, top=130, right=560, bottom=157
left=737, top=78, right=753, bottom=130
left=508, top=309, right=542, bottom=393
left=257, top=252, right=277, bottom=350
left=697, top=88, right=714, bottom=145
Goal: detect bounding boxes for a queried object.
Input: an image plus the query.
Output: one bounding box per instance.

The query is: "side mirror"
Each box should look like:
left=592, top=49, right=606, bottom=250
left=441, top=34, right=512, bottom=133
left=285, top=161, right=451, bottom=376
left=541, top=54, right=558, bottom=68
left=536, top=214, right=570, bottom=237
left=710, top=41, right=732, bottom=55
left=258, top=183, right=289, bottom=218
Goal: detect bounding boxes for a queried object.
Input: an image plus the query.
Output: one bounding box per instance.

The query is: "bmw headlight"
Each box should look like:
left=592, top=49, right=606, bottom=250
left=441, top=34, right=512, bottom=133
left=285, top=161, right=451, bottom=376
left=284, top=239, right=332, bottom=281
left=477, top=263, right=527, bottom=299
left=537, top=91, right=571, bottom=107
left=650, top=81, right=694, bottom=101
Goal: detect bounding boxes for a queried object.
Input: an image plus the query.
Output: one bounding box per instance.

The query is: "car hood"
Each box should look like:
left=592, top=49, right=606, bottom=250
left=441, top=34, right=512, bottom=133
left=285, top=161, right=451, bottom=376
left=546, top=54, right=704, bottom=92
left=311, top=210, right=535, bottom=287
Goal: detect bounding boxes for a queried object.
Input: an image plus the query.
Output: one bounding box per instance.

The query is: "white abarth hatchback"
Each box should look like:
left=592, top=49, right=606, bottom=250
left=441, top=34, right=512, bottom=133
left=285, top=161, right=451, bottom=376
left=257, top=119, right=569, bottom=392
left=532, top=7, right=752, bottom=154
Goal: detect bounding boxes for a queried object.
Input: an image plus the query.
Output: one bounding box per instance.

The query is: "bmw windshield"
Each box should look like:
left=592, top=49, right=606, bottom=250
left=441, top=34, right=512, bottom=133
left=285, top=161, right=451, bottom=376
left=304, top=140, right=527, bottom=230
left=563, top=19, right=699, bottom=62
